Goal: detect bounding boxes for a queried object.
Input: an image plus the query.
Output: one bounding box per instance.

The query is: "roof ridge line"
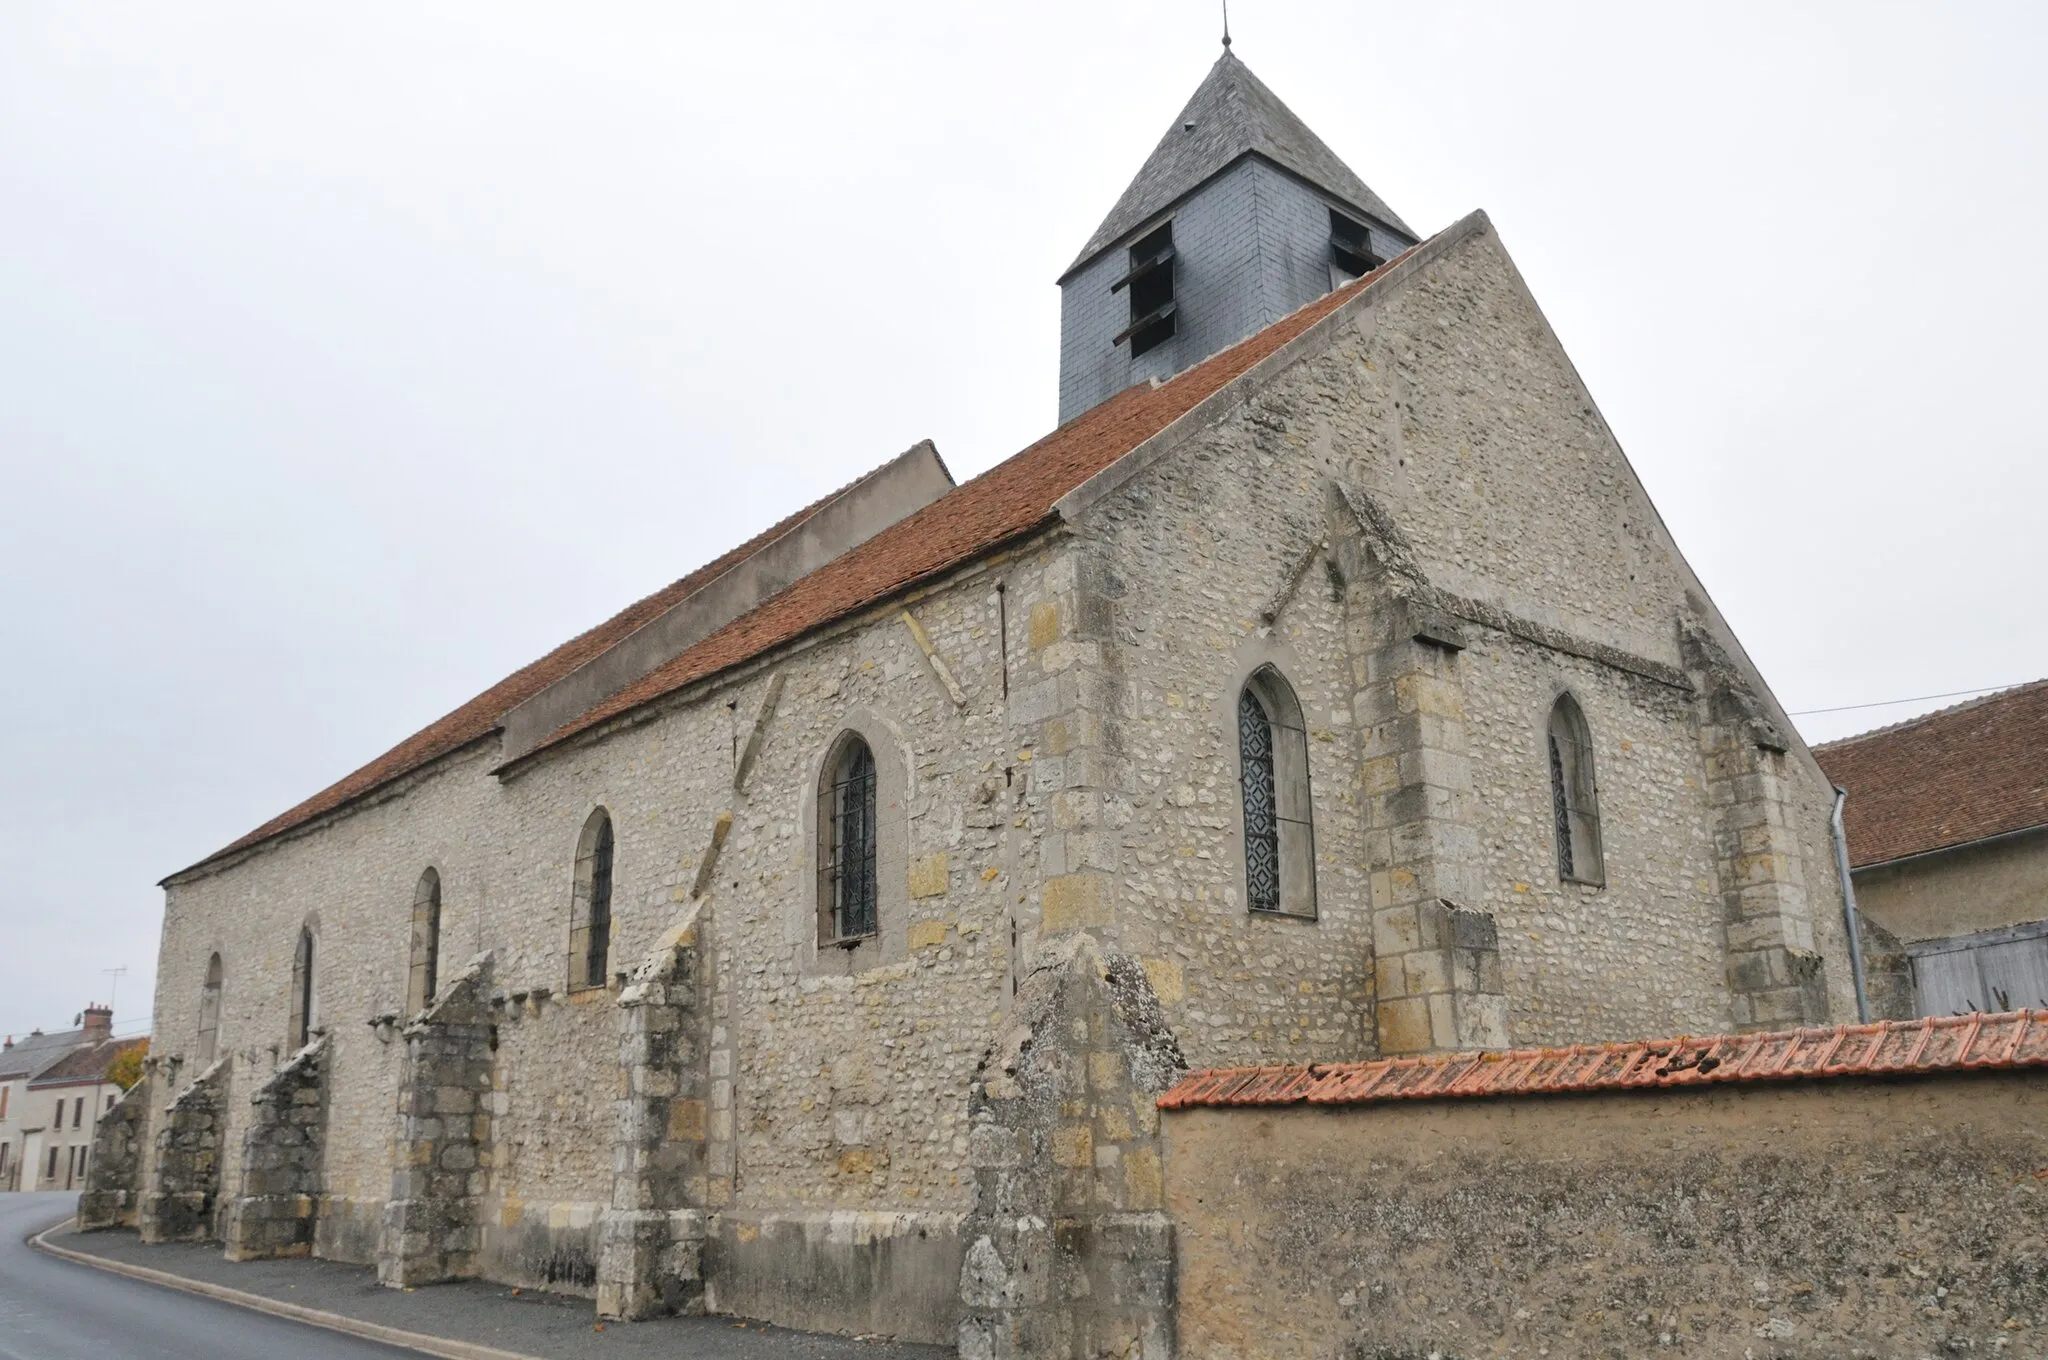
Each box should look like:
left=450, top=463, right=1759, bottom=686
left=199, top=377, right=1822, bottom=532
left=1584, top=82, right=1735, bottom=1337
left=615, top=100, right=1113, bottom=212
left=1813, top=677, right=2048, bottom=750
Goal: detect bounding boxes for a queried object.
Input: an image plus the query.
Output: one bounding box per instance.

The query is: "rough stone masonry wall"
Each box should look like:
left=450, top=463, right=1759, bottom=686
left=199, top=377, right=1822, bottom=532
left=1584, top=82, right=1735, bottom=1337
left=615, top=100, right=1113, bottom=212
left=502, top=544, right=1047, bottom=1340
left=77, top=1071, right=151, bottom=1230
left=149, top=740, right=493, bottom=1266
left=223, top=1034, right=330, bottom=1260
left=1165, top=1073, right=2048, bottom=1360
left=151, top=535, right=1057, bottom=1339
left=1066, top=215, right=1856, bottom=1056
left=139, top=1056, right=230, bottom=1244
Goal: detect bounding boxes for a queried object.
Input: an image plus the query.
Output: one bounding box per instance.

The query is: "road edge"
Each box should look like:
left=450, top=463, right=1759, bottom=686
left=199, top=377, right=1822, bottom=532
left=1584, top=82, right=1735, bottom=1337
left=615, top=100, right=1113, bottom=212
left=28, top=1217, right=545, bottom=1360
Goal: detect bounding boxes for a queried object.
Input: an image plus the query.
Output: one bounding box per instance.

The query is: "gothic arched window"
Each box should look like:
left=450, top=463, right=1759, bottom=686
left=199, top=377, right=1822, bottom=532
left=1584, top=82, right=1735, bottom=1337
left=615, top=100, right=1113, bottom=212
left=1239, top=666, right=1317, bottom=918
left=819, top=735, right=879, bottom=944
left=407, top=868, right=442, bottom=1014
left=197, top=953, right=223, bottom=1066
left=570, top=809, right=616, bottom=990
left=1547, top=693, right=1605, bottom=885
left=288, top=926, right=316, bottom=1049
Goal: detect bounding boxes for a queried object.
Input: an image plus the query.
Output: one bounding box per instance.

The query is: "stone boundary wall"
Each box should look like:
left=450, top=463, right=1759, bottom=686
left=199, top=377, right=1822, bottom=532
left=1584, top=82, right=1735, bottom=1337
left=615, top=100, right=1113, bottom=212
left=77, top=1073, right=152, bottom=1230
left=1164, top=1072, right=2048, bottom=1359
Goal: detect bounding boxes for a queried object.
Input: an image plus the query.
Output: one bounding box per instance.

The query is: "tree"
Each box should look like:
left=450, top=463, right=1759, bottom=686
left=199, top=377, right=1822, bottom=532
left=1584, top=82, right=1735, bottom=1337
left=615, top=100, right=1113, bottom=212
left=104, top=1039, right=147, bottom=1092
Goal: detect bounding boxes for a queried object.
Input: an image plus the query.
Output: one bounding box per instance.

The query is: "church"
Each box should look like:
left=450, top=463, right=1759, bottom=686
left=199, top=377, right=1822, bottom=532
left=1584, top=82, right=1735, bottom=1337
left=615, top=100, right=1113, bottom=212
left=95, top=48, right=1867, bottom=1356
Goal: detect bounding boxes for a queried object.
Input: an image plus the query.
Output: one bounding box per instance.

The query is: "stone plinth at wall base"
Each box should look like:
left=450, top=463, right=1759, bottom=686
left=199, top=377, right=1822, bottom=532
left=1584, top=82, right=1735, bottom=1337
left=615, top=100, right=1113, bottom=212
left=138, top=1190, right=217, bottom=1244
left=706, top=1209, right=967, bottom=1346
left=222, top=1196, right=319, bottom=1261
left=377, top=1196, right=482, bottom=1288
left=595, top=1208, right=707, bottom=1320
left=76, top=1189, right=141, bottom=1231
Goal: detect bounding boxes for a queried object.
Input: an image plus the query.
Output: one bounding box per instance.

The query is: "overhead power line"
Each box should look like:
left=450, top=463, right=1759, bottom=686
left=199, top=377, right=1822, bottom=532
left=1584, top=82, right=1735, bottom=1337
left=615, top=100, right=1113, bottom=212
left=1789, top=682, right=2031, bottom=718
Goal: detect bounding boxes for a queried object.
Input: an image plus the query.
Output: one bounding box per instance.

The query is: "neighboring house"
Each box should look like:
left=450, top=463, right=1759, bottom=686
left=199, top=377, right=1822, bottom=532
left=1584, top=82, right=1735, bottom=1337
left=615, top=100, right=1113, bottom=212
left=118, top=49, right=1866, bottom=1346
left=1817, top=679, right=2048, bottom=1017
left=0, top=1004, right=115, bottom=1190
left=19, top=1033, right=148, bottom=1193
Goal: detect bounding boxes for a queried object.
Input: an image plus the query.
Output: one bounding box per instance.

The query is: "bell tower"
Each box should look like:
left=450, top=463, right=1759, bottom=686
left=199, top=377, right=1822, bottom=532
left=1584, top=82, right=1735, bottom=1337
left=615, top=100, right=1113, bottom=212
left=1057, top=50, right=1417, bottom=423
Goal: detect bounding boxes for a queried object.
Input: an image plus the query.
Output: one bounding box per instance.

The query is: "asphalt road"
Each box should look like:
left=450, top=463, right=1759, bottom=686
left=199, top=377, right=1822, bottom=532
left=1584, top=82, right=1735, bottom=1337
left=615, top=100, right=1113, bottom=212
left=0, top=1192, right=417, bottom=1360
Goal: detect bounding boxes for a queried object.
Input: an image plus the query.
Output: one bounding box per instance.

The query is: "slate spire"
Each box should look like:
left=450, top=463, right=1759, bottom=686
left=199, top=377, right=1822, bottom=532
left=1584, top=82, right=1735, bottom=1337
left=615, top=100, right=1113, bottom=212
left=1062, top=50, right=1411, bottom=279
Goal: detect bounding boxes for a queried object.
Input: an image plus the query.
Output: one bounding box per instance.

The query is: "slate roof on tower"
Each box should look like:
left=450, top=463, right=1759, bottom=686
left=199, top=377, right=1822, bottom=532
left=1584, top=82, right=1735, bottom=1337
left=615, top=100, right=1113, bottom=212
left=1062, top=50, right=1414, bottom=278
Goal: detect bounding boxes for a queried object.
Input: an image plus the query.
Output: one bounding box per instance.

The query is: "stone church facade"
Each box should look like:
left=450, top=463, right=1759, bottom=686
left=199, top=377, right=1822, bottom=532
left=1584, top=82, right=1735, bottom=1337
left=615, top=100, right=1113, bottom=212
left=98, top=51, right=1860, bottom=1356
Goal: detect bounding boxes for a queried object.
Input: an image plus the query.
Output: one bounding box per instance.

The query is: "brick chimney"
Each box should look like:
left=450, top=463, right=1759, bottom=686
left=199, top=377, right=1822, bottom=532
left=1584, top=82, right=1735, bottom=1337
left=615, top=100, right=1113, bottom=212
left=83, top=1004, right=112, bottom=1040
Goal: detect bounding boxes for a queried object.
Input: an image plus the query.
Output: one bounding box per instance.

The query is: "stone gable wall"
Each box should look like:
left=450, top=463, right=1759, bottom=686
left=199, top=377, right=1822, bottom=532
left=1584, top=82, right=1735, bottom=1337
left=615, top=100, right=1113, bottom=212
left=1063, top=218, right=1854, bottom=1052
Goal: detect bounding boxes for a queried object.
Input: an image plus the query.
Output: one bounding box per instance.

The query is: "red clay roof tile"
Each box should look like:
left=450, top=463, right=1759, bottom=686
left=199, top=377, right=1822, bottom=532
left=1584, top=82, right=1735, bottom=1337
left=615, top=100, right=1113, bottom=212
left=1155, top=1010, right=2048, bottom=1110
left=177, top=480, right=865, bottom=875
left=1814, top=679, right=2048, bottom=867
left=180, top=246, right=1413, bottom=876
left=516, top=259, right=1408, bottom=761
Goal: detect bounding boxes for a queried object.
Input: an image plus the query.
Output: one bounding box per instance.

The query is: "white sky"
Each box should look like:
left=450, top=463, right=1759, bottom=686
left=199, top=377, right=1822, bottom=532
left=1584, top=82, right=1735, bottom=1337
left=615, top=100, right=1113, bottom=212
left=2, top=2, right=2042, bottom=1039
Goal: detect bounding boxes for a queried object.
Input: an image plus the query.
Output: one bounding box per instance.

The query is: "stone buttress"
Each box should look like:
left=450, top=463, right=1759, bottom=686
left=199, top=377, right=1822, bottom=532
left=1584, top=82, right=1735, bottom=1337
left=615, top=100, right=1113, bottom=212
left=958, top=936, right=1185, bottom=1360
left=139, top=1056, right=230, bottom=1243
left=1329, top=484, right=1507, bottom=1055
left=596, top=902, right=711, bottom=1320
left=378, top=953, right=497, bottom=1286
left=223, top=1034, right=331, bottom=1260
left=77, top=1070, right=152, bottom=1231
left=1683, top=622, right=1830, bottom=1030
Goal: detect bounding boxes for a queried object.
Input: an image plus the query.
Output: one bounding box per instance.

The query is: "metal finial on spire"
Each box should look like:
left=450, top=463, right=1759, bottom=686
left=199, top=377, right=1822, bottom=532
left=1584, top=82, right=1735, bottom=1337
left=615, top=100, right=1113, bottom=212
left=1221, top=0, right=1231, bottom=47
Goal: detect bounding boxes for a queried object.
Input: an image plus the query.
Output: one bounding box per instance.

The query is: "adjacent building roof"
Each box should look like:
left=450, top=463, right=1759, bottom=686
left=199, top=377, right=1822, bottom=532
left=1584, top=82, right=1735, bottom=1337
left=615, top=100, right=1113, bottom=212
left=178, top=242, right=1422, bottom=877
left=1814, top=679, right=2048, bottom=868
left=1063, top=50, right=1414, bottom=279
left=0, top=1028, right=89, bottom=1082
left=27, top=1036, right=147, bottom=1089
left=1157, top=1010, right=2048, bottom=1110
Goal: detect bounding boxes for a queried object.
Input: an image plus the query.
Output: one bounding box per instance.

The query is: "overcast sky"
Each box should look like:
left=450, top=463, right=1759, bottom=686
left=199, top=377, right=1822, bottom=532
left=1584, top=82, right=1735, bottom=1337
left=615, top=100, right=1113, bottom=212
left=2, top=3, right=2042, bottom=1040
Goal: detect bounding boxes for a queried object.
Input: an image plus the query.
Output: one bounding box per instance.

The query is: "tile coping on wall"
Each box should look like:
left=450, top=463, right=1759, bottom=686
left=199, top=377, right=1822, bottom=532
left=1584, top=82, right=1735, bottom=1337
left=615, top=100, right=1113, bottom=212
left=1157, top=1009, right=2048, bottom=1109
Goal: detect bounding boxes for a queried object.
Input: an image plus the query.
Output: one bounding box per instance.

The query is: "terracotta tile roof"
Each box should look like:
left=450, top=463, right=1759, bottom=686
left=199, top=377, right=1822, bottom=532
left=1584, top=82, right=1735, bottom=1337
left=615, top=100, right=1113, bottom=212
left=1814, top=679, right=2048, bottom=867
left=519, top=257, right=1410, bottom=762
left=1156, top=1010, right=2048, bottom=1110
left=182, top=244, right=1413, bottom=873
left=27, top=1036, right=147, bottom=1088
left=175, top=477, right=872, bottom=877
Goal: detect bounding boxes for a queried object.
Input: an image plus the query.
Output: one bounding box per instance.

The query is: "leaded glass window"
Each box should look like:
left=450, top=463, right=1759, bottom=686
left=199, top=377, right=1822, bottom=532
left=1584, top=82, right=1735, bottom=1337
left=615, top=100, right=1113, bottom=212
left=570, top=808, right=616, bottom=989
left=587, top=816, right=614, bottom=984
left=289, top=926, right=315, bottom=1049
left=197, top=953, right=223, bottom=1066
left=408, top=868, right=442, bottom=1014
left=827, top=739, right=879, bottom=941
left=1549, top=732, right=1575, bottom=880
left=1547, top=694, right=1605, bottom=885
left=1240, top=688, right=1281, bottom=912
left=1239, top=667, right=1317, bottom=917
